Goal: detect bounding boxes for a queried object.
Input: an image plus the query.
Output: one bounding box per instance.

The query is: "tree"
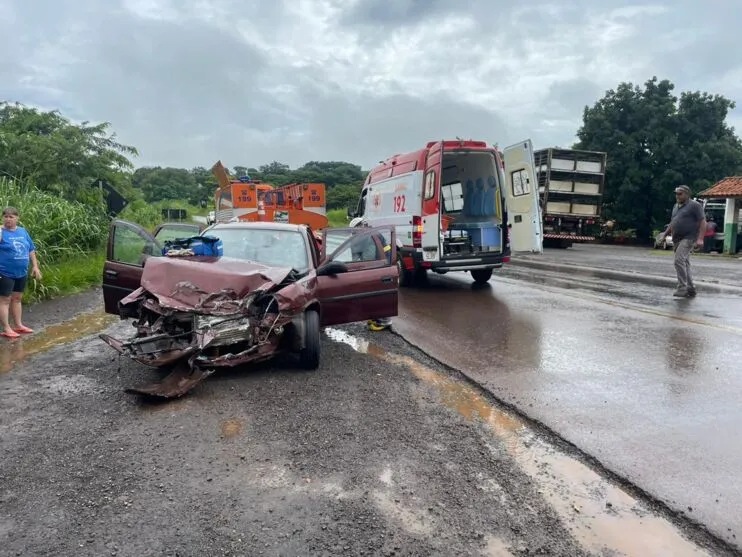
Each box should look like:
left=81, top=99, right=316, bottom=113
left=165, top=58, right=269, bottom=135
left=574, top=77, right=742, bottom=240
left=327, top=183, right=363, bottom=210
left=132, top=167, right=199, bottom=204
left=0, top=101, right=138, bottom=201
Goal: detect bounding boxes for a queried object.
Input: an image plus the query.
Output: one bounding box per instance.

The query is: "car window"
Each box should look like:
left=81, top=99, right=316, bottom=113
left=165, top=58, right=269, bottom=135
left=154, top=224, right=201, bottom=243
left=209, top=227, right=309, bottom=270
left=332, top=234, right=382, bottom=263
left=323, top=231, right=352, bottom=255
left=113, top=225, right=157, bottom=266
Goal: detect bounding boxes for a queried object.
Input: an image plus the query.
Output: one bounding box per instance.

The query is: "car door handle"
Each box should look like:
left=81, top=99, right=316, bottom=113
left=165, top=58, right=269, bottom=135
left=105, top=270, right=118, bottom=278
left=381, top=276, right=393, bottom=283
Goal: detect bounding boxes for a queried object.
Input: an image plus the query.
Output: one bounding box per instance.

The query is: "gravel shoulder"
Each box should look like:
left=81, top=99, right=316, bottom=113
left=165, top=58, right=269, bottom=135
left=0, top=291, right=728, bottom=556
left=1, top=312, right=591, bottom=557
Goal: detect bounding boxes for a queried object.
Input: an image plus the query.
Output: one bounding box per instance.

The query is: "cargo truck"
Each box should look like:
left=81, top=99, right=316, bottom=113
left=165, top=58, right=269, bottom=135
left=534, top=148, right=607, bottom=248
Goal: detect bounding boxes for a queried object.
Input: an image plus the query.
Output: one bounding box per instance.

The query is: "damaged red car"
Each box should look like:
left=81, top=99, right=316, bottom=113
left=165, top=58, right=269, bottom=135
left=99, top=219, right=399, bottom=398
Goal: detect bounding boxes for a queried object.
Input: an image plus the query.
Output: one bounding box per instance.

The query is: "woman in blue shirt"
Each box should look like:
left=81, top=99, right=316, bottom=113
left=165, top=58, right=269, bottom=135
left=0, top=207, right=42, bottom=338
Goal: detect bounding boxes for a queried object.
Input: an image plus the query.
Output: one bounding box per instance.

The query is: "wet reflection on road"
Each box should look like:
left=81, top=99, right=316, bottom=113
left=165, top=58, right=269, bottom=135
left=326, top=327, right=711, bottom=556
left=0, top=310, right=118, bottom=374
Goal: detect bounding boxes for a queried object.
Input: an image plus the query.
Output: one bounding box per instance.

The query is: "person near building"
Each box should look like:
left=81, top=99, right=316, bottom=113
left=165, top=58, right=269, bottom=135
left=703, top=216, right=718, bottom=253
left=666, top=186, right=705, bottom=297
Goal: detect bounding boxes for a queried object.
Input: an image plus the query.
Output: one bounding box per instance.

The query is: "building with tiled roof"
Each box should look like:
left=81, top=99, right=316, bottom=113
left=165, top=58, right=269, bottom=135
left=696, top=177, right=742, bottom=254
left=697, top=177, right=742, bottom=198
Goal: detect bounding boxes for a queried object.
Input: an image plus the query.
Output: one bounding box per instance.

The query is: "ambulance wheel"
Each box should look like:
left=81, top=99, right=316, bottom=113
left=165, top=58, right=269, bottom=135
left=471, top=269, right=493, bottom=284
left=397, top=255, right=414, bottom=288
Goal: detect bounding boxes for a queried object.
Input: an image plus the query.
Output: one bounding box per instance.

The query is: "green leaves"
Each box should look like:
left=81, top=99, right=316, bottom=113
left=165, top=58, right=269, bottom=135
left=575, top=77, right=742, bottom=239
left=0, top=102, right=138, bottom=201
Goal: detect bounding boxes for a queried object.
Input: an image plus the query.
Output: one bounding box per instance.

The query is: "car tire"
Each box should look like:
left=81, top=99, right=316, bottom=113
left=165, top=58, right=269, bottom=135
left=471, top=268, right=493, bottom=284
left=298, top=310, right=321, bottom=370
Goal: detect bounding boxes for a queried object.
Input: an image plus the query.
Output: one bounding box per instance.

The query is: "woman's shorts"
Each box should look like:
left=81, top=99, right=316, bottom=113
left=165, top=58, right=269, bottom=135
left=0, top=275, right=27, bottom=297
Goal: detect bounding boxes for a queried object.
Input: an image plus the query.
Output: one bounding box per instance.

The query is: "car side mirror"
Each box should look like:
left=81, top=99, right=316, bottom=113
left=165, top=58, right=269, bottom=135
left=317, top=260, right=349, bottom=276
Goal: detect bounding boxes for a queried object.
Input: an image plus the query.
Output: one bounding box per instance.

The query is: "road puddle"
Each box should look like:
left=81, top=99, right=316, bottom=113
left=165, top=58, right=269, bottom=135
left=0, top=310, right=118, bottom=374
left=221, top=418, right=243, bottom=438
left=325, top=327, right=711, bottom=557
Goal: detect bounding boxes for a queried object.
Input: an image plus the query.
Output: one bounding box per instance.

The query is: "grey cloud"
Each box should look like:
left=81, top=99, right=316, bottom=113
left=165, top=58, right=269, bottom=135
left=337, top=0, right=454, bottom=27
left=546, top=79, right=603, bottom=115
left=2, top=0, right=742, bottom=170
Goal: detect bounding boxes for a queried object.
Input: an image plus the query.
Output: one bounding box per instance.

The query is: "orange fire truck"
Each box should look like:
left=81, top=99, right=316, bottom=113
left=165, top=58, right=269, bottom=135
left=211, top=161, right=328, bottom=229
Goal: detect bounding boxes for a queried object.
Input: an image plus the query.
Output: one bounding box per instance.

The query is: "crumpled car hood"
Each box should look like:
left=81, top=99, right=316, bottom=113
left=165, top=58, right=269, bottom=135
left=127, top=255, right=295, bottom=314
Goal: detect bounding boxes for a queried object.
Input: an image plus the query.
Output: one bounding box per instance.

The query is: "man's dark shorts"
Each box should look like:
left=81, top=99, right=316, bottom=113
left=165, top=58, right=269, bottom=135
left=0, top=275, right=27, bottom=297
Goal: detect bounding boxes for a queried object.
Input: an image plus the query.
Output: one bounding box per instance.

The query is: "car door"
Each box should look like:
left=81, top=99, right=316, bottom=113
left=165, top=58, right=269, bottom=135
left=103, top=221, right=190, bottom=314
left=317, top=226, right=399, bottom=327
left=503, top=140, right=543, bottom=253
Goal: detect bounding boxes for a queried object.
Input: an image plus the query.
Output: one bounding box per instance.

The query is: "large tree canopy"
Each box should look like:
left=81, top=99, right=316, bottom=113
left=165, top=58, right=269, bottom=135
left=574, top=77, right=742, bottom=239
left=0, top=101, right=138, bottom=201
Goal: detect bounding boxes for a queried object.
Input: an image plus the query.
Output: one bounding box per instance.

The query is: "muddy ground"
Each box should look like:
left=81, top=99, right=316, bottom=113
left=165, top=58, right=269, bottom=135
left=0, top=294, right=733, bottom=556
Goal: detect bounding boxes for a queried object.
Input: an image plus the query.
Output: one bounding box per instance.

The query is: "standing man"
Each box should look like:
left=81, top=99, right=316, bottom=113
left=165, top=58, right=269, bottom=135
left=667, top=185, right=705, bottom=297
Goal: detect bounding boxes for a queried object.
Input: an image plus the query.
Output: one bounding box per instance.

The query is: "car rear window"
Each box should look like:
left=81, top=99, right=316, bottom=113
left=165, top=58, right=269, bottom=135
left=210, top=227, right=309, bottom=270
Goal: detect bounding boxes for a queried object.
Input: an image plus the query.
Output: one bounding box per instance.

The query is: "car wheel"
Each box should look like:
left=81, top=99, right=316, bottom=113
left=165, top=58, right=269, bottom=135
left=298, top=310, right=321, bottom=370
left=471, top=268, right=493, bottom=284
left=397, top=255, right=414, bottom=288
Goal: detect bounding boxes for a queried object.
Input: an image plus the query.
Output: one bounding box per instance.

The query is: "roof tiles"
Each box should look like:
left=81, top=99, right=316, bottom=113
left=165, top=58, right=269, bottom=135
left=697, top=176, right=742, bottom=198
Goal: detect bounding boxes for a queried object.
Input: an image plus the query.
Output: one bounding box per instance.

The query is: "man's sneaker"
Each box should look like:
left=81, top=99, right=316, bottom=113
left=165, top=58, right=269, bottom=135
left=687, top=287, right=697, bottom=297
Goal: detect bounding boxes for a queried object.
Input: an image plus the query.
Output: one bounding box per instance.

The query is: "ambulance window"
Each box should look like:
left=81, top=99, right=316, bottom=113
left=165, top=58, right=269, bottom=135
left=442, top=182, right=464, bottom=212
left=511, top=169, right=531, bottom=196
left=358, top=189, right=367, bottom=215
left=424, top=171, right=436, bottom=200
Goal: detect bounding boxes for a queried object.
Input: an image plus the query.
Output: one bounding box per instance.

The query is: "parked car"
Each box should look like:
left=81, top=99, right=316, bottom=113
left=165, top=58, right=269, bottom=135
left=99, top=220, right=399, bottom=398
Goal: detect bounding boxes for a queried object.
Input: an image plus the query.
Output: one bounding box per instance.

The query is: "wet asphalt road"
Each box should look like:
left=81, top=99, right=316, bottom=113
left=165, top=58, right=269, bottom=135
left=0, top=296, right=728, bottom=556
left=392, top=252, right=742, bottom=551
left=516, top=244, right=741, bottom=287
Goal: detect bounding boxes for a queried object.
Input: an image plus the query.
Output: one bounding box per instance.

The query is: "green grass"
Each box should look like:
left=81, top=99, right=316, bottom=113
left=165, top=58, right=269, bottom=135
left=327, top=208, right=350, bottom=228
left=0, top=177, right=108, bottom=261
left=26, top=250, right=106, bottom=303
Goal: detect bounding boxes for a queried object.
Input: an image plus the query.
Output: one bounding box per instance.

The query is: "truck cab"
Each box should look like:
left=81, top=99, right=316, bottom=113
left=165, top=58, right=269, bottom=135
left=350, top=139, right=542, bottom=285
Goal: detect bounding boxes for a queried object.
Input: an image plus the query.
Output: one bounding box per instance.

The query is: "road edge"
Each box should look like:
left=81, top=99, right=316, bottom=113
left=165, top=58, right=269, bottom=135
left=509, top=258, right=742, bottom=295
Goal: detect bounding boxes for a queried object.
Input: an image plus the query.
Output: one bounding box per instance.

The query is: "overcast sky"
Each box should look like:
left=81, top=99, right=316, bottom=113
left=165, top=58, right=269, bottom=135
left=2, top=0, right=741, bottom=170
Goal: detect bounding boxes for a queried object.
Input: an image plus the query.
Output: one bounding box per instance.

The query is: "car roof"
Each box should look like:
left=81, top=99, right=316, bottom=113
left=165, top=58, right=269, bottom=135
left=209, top=221, right=306, bottom=233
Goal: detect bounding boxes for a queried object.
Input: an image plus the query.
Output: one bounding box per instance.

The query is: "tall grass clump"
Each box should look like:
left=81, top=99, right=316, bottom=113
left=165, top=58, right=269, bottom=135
left=0, top=177, right=108, bottom=260
left=0, top=177, right=109, bottom=300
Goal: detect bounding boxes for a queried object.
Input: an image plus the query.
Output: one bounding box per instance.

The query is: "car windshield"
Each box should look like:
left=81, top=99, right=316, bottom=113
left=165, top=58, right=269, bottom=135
left=209, top=227, right=309, bottom=270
